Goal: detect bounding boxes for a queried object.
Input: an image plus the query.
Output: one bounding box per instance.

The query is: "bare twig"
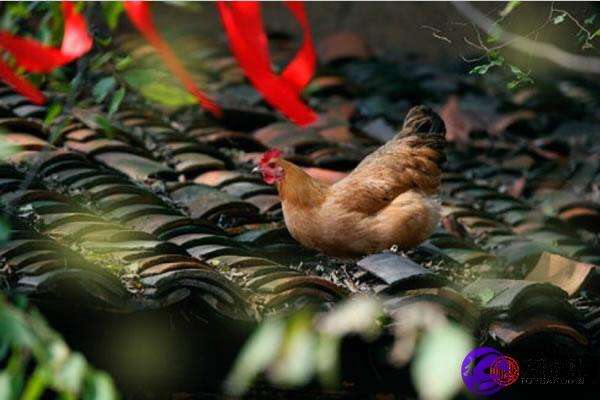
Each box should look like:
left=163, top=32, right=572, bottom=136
left=453, top=1, right=600, bottom=74
left=552, top=6, right=593, bottom=39
left=421, top=25, right=452, bottom=44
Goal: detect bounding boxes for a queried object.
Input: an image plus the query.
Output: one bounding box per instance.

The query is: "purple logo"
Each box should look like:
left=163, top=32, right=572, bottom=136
left=461, top=347, right=520, bottom=396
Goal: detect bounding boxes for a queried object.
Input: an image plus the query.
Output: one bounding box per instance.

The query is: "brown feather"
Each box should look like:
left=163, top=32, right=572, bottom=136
left=271, top=105, right=446, bottom=258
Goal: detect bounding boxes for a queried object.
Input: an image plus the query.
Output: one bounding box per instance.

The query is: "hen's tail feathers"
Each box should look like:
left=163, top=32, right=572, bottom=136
left=399, top=105, right=446, bottom=166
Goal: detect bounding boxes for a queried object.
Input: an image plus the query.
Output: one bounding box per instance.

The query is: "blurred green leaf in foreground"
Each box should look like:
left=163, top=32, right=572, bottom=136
left=0, top=296, right=119, bottom=400
left=225, top=296, right=474, bottom=400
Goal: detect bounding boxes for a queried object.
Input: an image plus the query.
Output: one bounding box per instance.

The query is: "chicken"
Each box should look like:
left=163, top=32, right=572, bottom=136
left=255, top=106, right=446, bottom=258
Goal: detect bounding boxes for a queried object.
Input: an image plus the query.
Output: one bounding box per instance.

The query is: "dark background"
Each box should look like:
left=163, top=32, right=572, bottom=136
left=152, top=1, right=600, bottom=79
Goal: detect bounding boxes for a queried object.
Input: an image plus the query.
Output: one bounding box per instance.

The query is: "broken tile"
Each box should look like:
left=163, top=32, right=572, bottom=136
left=525, top=252, right=596, bottom=296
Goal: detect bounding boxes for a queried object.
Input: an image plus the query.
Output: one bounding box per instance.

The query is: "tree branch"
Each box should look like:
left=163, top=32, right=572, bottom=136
left=452, top=1, right=600, bottom=74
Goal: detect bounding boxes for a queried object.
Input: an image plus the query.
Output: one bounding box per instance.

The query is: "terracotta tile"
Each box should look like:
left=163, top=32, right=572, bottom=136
left=489, top=318, right=588, bottom=346
left=126, top=214, right=192, bottom=236
left=140, top=262, right=207, bottom=277
left=194, top=170, right=249, bottom=187
left=221, top=181, right=276, bottom=199
left=525, top=252, right=595, bottom=296
left=187, top=244, right=250, bottom=259
left=170, top=184, right=258, bottom=219
left=245, top=194, right=281, bottom=213
left=357, top=252, right=447, bottom=290
left=66, top=128, right=101, bottom=142
left=4, top=133, right=49, bottom=150
left=96, top=152, right=177, bottom=182
left=318, top=31, right=372, bottom=64
left=264, top=287, right=340, bottom=308
left=66, top=139, right=135, bottom=156
left=171, top=153, right=226, bottom=175
left=256, top=275, right=344, bottom=296
left=246, top=271, right=302, bottom=289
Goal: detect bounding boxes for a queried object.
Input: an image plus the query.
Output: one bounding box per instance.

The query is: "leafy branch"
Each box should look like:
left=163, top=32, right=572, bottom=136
left=457, top=1, right=600, bottom=90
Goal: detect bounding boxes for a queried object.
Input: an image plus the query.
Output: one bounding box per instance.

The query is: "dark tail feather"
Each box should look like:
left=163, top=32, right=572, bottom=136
left=398, top=105, right=446, bottom=165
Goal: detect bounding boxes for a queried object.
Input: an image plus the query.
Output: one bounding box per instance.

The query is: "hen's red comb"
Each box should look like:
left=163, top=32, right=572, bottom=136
left=260, top=148, right=282, bottom=165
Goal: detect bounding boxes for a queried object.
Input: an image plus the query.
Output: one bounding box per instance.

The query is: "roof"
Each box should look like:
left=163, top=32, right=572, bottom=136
left=1, top=27, right=599, bottom=396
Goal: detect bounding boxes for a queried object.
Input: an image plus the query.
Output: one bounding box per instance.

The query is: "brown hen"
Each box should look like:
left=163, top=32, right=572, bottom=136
left=256, top=106, right=446, bottom=258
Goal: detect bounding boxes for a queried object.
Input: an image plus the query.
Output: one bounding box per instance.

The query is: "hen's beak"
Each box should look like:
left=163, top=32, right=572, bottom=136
left=251, top=166, right=261, bottom=175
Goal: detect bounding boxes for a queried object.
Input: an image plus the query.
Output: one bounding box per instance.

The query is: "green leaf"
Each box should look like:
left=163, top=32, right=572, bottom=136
left=20, top=367, right=48, bottom=400
left=224, top=319, right=286, bottom=396
left=507, top=76, right=534, bottom=90
left=509, top=64, right=523, bottom=75
left=101, top=2, right=124, bottom=30
left=44, top=103, right=63, bottom=126
left=0, top=372, right=14, bottom=400
left=315, top=335, right=340, bottom=389
left=411, top=323, right=474, bottom=400
left=4, top=350, right=26, bottom=398
left=114, top=56, right=132, bottom=71
left=90, top=52, right=113, bottom=71
left=122, top=68, right=197, bottom=107
left=553, top=13, right=566, bottom=24
left=52, top=354, right=86, bottom=395
left=92, top=77, right=116, bottom=103
left=585, top=14, right=596, bottom=25
left=0, top=297, right=119, bottom=399
left=95, top=36, right=112, bottom=47
left=469, top=54, right=505, bottom=76
left=108, top=88, right=126, bottom=117
left=317, top=296, right=382, bottom=340
left=268, top=312, right=316, bottom=388
left=470, top=64, right=491, bottom=75
left=83, top=372, right=118, bottom=400
left=591, top=28, right=600, bottom=40
left=136, top=82, right=196, bottom=107
left=94, top=116, right=117, bottom=139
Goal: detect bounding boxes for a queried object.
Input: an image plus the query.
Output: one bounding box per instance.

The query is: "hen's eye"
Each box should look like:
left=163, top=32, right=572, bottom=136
left=267, top=162, right=276, bottom=168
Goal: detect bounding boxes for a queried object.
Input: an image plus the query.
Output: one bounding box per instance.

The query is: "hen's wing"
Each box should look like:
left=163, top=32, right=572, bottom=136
left=331, top=106, right=446, bottom=214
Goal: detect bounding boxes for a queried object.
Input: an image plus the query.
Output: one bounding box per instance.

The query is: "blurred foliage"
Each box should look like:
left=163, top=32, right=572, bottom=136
left=0, top=124, right=117, bottom=399
left=225, top=297, right=474, bottom=400
left=0, top=295, right=119, bottom=400
left=0, top=1, right=208, bottom=136
left=224, top=296, right=383, bottom=395
left=410, top=322, right=473, bottom=400
left=468, top=1, right=600, bottom=90
left=120, top=68, right=197, bottom=107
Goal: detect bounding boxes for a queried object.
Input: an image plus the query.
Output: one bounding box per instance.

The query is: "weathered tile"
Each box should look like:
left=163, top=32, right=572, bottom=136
left=357, top=252, right=448, bottom=290
left=525, top=252, right=596, bottom=296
